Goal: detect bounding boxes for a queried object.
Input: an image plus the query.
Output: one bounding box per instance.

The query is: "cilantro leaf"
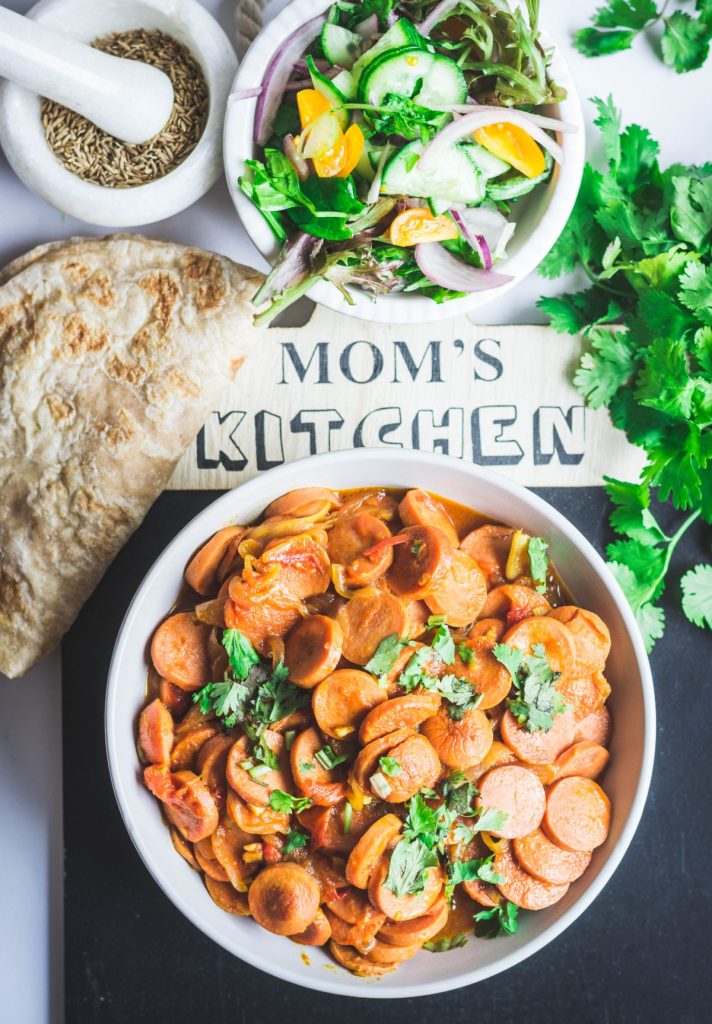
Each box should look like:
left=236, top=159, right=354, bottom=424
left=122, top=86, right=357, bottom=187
left=424, top=934, right=469, bottom=953
left=268, top=790, right=313, bottom=814
left=527, top=536, right=549, bottom=593
left=379, top=756, right=402, bottom=777
left=604, top=477, right=667, bottom=545
left=251, top=661, right=309, bottom=724
left=445, top=855, right=505, bottom=902
left=364, top=633, right=410, bottom=681
left=457, top=642, right=476, bottom=666
left=661, top=11, right=712, bottom=73
left=474, top=901, right=520, bottom=939
left=430, top=621, right=456, bottom=665
left=593, top=0, right=658, bottom=30
left=438, top=675, right=483, bottom=719
left=573, top=328, right=637, bottom=409
left=473, top=807, right=510, bottom=834
left=671, top=174, right=712, bottom=250
left=574, top=26, right=638, bottom=56
left=192, top=677, right=249, bottom=729
left=384, top=836, right=438, bottom=898
left=494, top=642, right=567, bottom=732
left=283, top=829, right=309, bottom=853
left=222, top=629, right=260, bottom=680
left=679, top=261, right=712, bottom=324
left=681, top=564, right=712, bottom=629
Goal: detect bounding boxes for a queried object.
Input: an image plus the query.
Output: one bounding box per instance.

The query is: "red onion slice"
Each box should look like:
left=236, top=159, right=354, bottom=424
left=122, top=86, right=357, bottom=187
left=419, top=110, right=564, bottom=173
left=417, top=0, right=459, bottom=37
left=451, top=206, right=511, bottom=257
left=449, top=210, right=492, bottom=270
left=354, top=14, right=379, bottom=39
left=415, top=243, right=513, bottom=293
left=432, top=104, right=578, bottom=134
left=229, top=87, right=263, bottom=103
left=284, top=134, right=309, bottom=180
left=255, top=15, right=325, bottom=145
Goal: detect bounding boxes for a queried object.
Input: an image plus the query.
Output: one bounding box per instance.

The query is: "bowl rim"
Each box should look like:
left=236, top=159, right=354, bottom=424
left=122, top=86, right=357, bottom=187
left=223, top=0, right=586, bottom=324
left=105, top=448, right=655, bottom=998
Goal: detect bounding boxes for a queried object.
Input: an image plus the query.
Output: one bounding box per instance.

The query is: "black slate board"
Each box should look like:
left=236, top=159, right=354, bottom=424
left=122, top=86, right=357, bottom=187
left=63, top=488, right=711, bottom=1024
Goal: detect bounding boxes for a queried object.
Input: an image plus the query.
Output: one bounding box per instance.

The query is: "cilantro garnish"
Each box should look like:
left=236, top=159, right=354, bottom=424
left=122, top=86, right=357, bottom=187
left=527, top=536, right=549, bottom=594
left=428, top=617, right=456, bottom=665
left=379, top=756, right=402, bottom=777
left=681, top=564, right=712, bottom=629
left=424, top=934, right=469, bottom=953
left=268, top=790, right=313, bottom=814
left=474, top=901, right=520, bottom=939
left=457, top=643, right=476, bottom=666
left=574, top=2, right=712, bottom=74
left=437, top=675, right=483, bottom=720
left=384, top=835, right=439, bottom=898
left=222, top=628, right=261, bottom=679
left=283, top=829, right=308, bottom=853
left=454, top=806, right=510, bottom=843
left=399, top=646, right=439, bottom=692
left=364, top=633, right=411, bottom=682
left=192, top=677, right=249, bottom=729
left=538, top=97, right=712, bottom=650
left=445, top=855, right=505, bottom=902
left=251, top=660, right=309, bottom=724
left=494, top=642, right=568, bottom=733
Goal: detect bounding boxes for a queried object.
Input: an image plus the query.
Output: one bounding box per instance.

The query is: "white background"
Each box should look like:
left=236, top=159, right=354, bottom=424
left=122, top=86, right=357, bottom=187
left=0, top=1, right=709, bottom=1021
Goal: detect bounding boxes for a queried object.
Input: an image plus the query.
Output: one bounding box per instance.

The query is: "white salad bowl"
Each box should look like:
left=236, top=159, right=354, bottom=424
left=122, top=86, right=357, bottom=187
left=223, top=0, right=585, bottom=324
left=106, top=448, right=655, bottom=998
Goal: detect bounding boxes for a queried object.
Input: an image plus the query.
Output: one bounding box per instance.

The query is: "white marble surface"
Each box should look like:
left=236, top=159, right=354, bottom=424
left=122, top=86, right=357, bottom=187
left=0, top=1, right=709, bottom=1022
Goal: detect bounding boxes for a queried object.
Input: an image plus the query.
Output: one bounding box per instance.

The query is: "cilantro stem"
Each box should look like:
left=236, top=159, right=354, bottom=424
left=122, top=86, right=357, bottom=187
left=658, top=508, right=701, bottom=581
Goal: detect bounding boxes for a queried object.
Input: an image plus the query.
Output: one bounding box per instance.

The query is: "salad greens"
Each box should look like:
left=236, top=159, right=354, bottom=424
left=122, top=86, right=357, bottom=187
left=239, top=0, right=567, bottom=324
left=575, top=1, right=712, bottom=73
left=539, top=97, right=712, bottom=651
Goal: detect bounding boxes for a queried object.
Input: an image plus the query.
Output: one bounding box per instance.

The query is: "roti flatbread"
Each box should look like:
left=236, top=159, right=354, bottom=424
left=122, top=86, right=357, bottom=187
left=0, top=235, right=262, bottom=678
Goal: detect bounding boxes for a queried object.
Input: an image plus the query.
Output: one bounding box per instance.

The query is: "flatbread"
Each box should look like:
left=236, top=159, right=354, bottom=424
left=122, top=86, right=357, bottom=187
left=0, top=235, right=263, bottom=678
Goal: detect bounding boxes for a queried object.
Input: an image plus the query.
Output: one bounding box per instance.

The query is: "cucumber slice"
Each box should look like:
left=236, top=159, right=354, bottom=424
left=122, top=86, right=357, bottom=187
left=307, top=56, right=349, bottom=130
left=428, top=196, right=453, bottom=216
left=355, top=136, right=379, bottom=181
left=321, top=23, right=362, bottom=69
left=331, top=68, right=356, bottom=100
left=486, top=150, right=554, bottom=201
left=351, top=19, right=425, bottom=82
left=464, top=142, right=511, bottom=180
left=358, top=47, right=467, bottom=108
left=382, top=140, right=485, bottom=206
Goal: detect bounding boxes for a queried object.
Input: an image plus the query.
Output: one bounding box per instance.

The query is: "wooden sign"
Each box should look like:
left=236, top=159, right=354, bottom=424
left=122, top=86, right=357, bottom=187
left=168, top=306, right=643, bottom=489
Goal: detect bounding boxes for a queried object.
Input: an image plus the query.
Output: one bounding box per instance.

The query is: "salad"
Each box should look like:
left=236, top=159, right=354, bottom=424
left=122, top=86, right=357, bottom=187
left=237, top=0, right=573, bottom=325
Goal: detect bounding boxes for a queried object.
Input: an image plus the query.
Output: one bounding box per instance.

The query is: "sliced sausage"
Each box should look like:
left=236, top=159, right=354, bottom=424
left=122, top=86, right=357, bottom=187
left=329, top=941, right=395, bottom=976
left=387, top=526, right=453, bottom=600
left=138, top=698, right=174, bottom=765
left=558, top=670, right=610, bottom=721
left=420, top=707, right=493, bottom=770
left=345, top=814, right=403, bottom=889
left=449, top=636, right=512, bottom=709
left=174, top=703, right=215, bottom=737
left=291, top=907, right=332, bottom=946
left=301, top=800, right=387, bottom=855
left=368, top=855, right=443, bottom=921
left=265, top=487, right=341, bottom=518
left=554, top=740, right=610, bottom=781
left=360, top=937, right=422, bottom=964
left=226, top=790, right=290, bottom=835
left=468, top=739, right=518, bottom=782
left=513, top=828, right=592, bottom=885
left=324, top=886, right=378, bottom=925
left=284, top=614, right=343, bottom=688
left=573, top=705, right=612, bottom=747
left=260, top=535, right=331, bottom=600
left=224, top=583, right=302, bottom=656
left=150, top=612, right=211, bottom=691
left=476, top=765, right=546, bottom=839
left=185, top=526, right=246, bottom=596
left=170, top=722, right=221, bottom=771
left=424, top=549, right=487, bottom=627
left=494, top=840, right=569, bottom=910
left=327, top=513, right=394, bottom=587
left=548, top=606, right=611, bottom=672
left=378, top=895, right=449, bottom=946
left=516, top=761, right=558, bottom=786
left=351, top=728, right=415, bottom=792
left=194, top=842, right=229, bottom=881
left=159, top=678, right=192, bottom=718
left=336, top=590, right=409, bottom=666
left=196, top=732, right=234, bottom=809
left=378, top=733, right=441, bottom=803
left=248, top=862, right=321, bottom=935
left=543, top=776, right=611, bottom=852
left=291, top=726, right=348, bottom=806
left=460, top=524, right=514, bottom=586
left=226, top=731, right=293, bottom=807
left=170, top=826, right=199, bottom=871
left=502, top=616, right=576, bottom=679
left=144, top=765, right=218, bottom=843
left=211, top=815, right=257, bottom=888
left=480, top=583, right=551, bottom=623
left=312, top=669, right=387, bottom=739
left=359, top=692, right=442, bottom=745
left=399, top=489, right=460, bottom=549
left=470, top=618, right=507, bottom=642
left=500, top=707, right=576, bottom=765
left=205, top=875, right=250, bottom=915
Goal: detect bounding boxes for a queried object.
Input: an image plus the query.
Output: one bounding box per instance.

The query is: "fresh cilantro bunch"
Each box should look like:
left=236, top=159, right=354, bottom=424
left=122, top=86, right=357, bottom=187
left=574, top=0, right=712, bottom=73
left=539, top=97, right=712, bottom=650
left=494, top=642, right=567, bottom=732
left=474, top=900, right=520, bottom=938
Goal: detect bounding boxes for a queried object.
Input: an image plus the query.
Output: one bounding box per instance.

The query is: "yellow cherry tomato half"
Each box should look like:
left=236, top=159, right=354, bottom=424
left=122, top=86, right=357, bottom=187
left=313, top=136, right=348, bottom=177
left=388, top=207, right=459, bottom=247
left=297, top=89, right=332, bottom=129
left=337, top=123, right=365, bottom=178
left=474, top=122, right=546, bottom=179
